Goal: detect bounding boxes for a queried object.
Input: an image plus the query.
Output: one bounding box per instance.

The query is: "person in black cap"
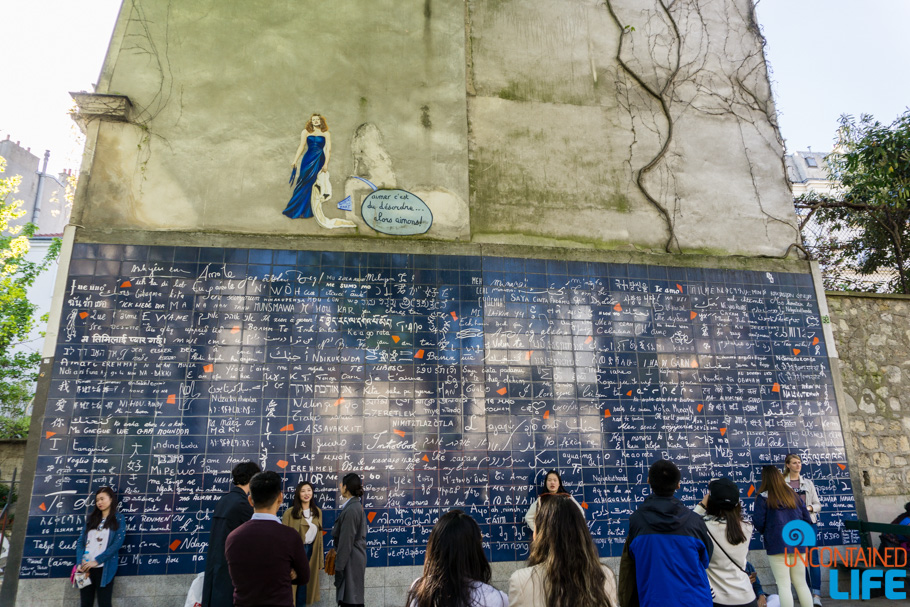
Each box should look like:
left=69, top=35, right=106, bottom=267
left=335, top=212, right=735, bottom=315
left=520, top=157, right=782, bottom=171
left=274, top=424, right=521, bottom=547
left=695, top=478, right=757, bottom=607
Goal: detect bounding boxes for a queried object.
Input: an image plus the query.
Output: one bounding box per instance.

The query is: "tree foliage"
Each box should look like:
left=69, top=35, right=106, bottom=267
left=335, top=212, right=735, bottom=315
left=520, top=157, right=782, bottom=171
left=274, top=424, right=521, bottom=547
left=796, top=111, right=910, bottom=293
left=0, top=481, right=17, bottom=512
left=0, top=156, right=61, bottom=437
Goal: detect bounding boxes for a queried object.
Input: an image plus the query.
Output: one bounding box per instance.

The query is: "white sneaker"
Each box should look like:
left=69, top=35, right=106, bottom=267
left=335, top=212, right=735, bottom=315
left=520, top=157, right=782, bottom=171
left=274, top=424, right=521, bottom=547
left=813, top=596, right=822, bottom=607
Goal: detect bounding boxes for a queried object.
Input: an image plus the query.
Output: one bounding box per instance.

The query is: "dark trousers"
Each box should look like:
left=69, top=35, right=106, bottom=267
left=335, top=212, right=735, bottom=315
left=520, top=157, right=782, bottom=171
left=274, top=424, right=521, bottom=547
left=80, top=567, right=114, bottom=607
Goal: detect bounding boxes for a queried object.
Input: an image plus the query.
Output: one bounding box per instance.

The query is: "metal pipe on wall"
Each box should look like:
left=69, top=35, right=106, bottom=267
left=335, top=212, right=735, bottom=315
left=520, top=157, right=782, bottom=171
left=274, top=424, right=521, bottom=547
left=31, top=150, right=49, bottom=226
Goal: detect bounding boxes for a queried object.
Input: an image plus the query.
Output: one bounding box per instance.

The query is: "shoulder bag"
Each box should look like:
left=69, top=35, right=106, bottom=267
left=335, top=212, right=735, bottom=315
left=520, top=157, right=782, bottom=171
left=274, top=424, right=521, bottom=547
left=705, top=527, right=748, bottom=574
left=324, top=548, right=337, bottom=575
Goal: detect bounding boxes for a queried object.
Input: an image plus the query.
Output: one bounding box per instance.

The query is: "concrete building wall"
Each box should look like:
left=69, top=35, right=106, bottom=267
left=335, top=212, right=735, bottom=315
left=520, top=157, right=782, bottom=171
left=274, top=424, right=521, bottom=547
left=467, top=0, right=797, bottom=255
left=4, top=1, right=829, bottom=604
left=70, top=0, right=799, bottom=256
left=0, top=139, right=41, bottom=229
left=75, top=0, right=470, bottom=241
left=19, top=239, right=62, bottom=370
left=0, top=142, right=67, bottom=404
left=785, top=151, right=838, bottom=197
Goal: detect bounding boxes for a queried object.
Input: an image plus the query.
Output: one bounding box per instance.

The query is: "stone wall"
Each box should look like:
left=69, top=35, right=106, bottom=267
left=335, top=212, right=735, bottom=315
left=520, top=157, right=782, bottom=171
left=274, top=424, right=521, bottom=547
left=827, top=292, right=910, bottom=523
left=0, top=440, right=26, bottom=481
left=74, top=0, right=471, bottom=241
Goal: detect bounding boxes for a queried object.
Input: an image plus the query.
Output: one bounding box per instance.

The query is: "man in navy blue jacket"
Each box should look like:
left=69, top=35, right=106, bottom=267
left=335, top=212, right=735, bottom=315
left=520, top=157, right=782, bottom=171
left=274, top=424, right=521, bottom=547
left=619, top=460, right=714, bottom=607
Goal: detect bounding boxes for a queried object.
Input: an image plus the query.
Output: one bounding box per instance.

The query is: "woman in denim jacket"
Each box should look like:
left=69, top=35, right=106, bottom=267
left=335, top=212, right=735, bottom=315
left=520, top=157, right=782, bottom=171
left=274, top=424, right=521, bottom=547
left=75, top=487, right=126, bottom=607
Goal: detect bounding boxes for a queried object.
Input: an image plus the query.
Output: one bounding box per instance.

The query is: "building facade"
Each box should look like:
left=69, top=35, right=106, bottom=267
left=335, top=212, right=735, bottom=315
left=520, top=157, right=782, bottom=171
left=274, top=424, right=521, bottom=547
left=3, top=2, right=865, bottom=605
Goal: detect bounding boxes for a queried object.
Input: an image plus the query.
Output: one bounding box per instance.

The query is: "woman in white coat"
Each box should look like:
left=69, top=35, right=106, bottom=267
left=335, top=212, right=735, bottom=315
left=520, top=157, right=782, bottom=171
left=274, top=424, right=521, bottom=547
left=524, top=470, right=585, bottom=537
left=695, top=478, right=757, bottom=607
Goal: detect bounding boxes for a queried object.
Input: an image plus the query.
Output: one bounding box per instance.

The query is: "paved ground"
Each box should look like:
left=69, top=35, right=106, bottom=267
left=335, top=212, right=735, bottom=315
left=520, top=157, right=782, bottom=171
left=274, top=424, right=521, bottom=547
left=828, top=599, right=909, bottom=606
left=807, top=596, right=909, bottom=606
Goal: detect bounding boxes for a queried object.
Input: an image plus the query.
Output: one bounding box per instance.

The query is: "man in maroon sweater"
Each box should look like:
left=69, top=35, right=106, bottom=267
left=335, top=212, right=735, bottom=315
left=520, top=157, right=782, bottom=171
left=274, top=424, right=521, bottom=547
left=225, top=471, right=309, bottom=607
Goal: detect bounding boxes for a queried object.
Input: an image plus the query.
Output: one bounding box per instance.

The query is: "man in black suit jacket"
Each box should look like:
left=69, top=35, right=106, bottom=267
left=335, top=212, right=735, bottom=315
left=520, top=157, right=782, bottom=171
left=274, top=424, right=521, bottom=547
left=225, top=471, right=309, bottom=607
left=202, top=461, right=261, bottom=607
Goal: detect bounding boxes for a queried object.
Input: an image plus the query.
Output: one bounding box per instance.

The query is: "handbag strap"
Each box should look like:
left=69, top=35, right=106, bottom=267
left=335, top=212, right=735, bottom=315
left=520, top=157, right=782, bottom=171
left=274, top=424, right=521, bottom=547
left=705, top=526, right=748, bottom=574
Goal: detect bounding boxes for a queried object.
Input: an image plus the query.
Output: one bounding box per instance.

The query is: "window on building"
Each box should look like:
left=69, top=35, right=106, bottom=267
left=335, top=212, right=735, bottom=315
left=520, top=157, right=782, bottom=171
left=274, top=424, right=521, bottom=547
left=805, top=156, right=818, bottom=168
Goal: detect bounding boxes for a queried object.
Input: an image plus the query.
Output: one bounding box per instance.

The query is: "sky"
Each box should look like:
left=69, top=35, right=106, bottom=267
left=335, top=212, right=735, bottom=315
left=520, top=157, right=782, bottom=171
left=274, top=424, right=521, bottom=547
left=755, top=0, right=910, bottom=153
left=0, top=0, right=122, bottom=174
left=1, top=1, right=909, bottom=174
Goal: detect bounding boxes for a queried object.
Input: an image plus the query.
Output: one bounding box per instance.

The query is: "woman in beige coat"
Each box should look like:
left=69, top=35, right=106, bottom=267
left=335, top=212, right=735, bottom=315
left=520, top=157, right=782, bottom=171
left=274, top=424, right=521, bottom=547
left=510, top=494, right=617, bottom=607
left=282, top=481, right=324, bottom=606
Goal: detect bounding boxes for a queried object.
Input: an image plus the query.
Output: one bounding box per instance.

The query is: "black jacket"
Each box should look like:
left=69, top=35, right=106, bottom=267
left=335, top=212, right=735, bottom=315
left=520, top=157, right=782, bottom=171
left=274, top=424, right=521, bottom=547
left=619, top=495, right=714, bottom=607
left=202, top=486, right=253, bottom=607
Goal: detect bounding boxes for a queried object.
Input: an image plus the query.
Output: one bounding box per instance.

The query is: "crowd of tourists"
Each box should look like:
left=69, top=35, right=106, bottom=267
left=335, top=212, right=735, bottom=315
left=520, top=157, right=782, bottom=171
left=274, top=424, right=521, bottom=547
left=74, top=455, right=833, bottom=607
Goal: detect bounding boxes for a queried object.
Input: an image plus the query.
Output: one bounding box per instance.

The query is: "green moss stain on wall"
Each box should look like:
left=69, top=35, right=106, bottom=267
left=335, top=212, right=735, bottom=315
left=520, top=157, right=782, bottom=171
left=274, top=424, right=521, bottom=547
left=495, top=80, right=590, bottom=107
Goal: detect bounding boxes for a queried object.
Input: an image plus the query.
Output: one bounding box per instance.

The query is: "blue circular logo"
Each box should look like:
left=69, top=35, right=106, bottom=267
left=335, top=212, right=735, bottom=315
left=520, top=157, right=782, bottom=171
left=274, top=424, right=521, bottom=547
left=783, top=520, right=816, bottom=547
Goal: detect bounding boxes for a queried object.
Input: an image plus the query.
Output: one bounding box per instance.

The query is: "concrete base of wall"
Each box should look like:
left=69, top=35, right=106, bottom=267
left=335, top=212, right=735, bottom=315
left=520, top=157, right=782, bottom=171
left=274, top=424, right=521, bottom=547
left=11, top=549, right=835, bottom=606
left=16, top=559, right=571, bottom=607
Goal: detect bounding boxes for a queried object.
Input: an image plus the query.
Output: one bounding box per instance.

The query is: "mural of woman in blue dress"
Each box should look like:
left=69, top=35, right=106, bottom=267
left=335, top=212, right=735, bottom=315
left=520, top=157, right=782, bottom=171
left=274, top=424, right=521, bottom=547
left=284, top=113, right=332, bottom=219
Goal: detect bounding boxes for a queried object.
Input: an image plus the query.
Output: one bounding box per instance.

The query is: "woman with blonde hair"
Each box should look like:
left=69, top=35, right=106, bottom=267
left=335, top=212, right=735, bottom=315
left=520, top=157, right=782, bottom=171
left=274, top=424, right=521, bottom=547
left=282, top=481, right=324, bottom=606
left=783, top=454, right=823, bottom=606
left=754, top=466, right=814, bottom=607
left=510, top=493, right=616, bottom=607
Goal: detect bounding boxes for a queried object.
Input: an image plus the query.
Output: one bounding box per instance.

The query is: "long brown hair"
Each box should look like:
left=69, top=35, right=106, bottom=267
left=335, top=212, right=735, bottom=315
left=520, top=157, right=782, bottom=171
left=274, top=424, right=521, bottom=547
left=527, top=494, right=613, bottom=607
left=290, top=481, right=320, bottom=520
left=406, top=510, right=491, bottom=607
left=86, top=487, right=119, bottom=532
left=705, top=501, right=748, bottom=545
left=305, top=114, right=328, bottom=133
left=757, top=465, right=798, bottom=509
